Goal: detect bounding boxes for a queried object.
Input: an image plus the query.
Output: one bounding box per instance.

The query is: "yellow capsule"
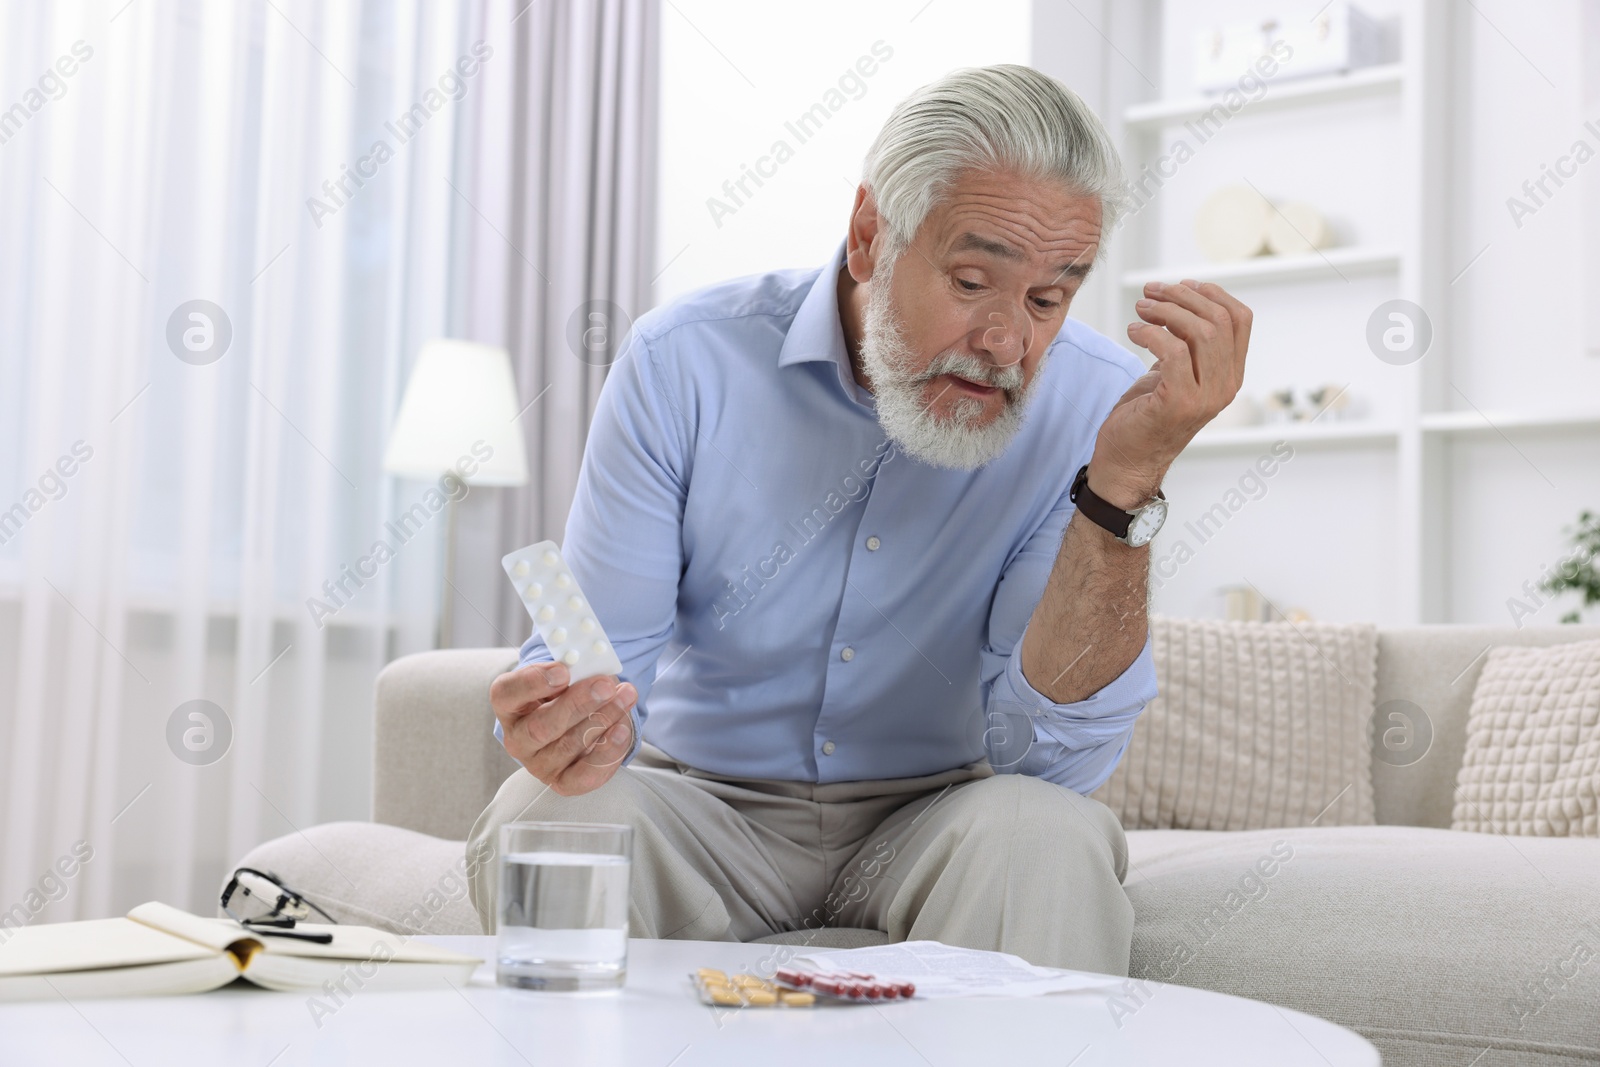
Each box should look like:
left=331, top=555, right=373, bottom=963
left=779, top=990, right=816, bottom=1007
left=732, top=973, right=763, bottom=986
left=696, top=968, right=727, bottom=981
left=744, top=989, right=777, bottom=1007
left=708, top=989, right=742, bottom=1006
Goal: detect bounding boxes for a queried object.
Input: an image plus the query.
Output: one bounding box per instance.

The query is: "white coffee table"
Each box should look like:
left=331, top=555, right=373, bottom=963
left=0, top=935, right=1378, bottom=1066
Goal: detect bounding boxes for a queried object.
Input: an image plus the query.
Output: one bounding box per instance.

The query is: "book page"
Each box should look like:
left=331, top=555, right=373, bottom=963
left=0, top=917, right=215, bottom=977
left=0, top=956, right=239, bottom=1002
left=128, top=901, right=479, bottom=966
left=0, top=916, right=239, bottom=1002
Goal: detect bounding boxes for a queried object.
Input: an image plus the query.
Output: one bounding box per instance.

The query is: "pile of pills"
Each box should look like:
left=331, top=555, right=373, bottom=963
left=691, top=969, right=816, bottom=1008
left=775, top=966, right=916, bottom=1001
left=500, top=541, right=622, bottom=684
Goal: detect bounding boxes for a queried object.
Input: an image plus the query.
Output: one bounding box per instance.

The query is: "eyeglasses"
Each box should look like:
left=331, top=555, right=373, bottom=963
left=220, top=867, right=337, bottom=944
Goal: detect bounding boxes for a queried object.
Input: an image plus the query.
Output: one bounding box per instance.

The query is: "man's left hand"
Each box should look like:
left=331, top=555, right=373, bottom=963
left=1088, top=279, right=1252, bottom=509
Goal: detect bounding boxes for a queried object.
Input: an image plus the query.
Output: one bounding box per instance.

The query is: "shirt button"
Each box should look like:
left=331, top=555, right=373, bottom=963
left=822, top=740, right=836, bottom=755
left=865, top=535, right=881, bottom=551
left=840, top=647, right=855, bottom=662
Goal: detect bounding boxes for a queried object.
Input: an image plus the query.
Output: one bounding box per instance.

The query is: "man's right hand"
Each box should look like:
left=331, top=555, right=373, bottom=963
left=490, top=662, right=638, bottom=796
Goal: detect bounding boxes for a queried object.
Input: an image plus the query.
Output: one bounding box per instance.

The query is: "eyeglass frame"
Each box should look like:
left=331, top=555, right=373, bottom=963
left=220, top=866, right=337, bottom=944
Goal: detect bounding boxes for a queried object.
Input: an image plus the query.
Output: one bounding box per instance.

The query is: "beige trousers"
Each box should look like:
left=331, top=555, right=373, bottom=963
left=467, top=743, right=1134, bottom=974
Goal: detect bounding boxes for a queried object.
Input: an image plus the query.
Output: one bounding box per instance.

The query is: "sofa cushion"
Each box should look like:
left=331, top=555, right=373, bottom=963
left=1095, top=617, right=1378, bottom=830
left=1453, top=638, right=1600, bottom=837
left=223, top=822, right=483, bottom=936
left=1124, top=826, right=1600, bottom=1066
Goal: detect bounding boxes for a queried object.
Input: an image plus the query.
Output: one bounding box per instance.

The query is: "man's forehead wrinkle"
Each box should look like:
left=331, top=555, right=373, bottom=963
left=938, top=217, right=1099, bottom=287
left=935, top=201, right=1099, bottom=266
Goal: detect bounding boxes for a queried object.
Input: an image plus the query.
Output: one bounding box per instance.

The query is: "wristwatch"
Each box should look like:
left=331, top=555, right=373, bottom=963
left=1070, top=464, right=1168, bottom=548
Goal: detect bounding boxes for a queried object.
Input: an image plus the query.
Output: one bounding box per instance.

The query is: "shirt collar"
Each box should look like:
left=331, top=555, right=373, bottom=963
left=777, top=238, right=872, bottom=407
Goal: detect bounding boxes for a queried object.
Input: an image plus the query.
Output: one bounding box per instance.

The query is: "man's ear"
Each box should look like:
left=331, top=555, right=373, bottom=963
left=843, top=183, right=885, bottom=285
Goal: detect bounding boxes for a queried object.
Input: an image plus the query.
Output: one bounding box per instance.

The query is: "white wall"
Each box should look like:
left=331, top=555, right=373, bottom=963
left=1440, top=0, right=1600, bottom=625
left=654, top=0, right=1031, bottom=302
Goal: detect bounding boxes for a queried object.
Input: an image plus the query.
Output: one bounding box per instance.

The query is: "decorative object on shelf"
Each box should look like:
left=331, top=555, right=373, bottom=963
left=1193, top=2, right=1384, bottom=93
left=1262, top=387, right=1297, bottom=424
left=1306, top=382, right=1355, bottom=421
left=1265, top=201, right=1332, bottom=255
left=1193, top=22, right=1275, bottom=93
left=1195, top=185, right=1337, bottom=262
left=1195, top=184, right=1271, bottom=262
left=1258, top=383, right=1359, bottom=424
left=1538, top=510, right=1600, bottom=624
left=1211, top=391, right=1261, bottom=428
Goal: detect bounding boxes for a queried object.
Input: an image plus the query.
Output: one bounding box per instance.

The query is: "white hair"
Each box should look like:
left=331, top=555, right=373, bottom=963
left=860, top=64, right=1126, bottom=262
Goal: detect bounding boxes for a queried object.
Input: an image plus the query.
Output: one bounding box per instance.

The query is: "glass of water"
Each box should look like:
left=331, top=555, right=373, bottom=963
left=496, top=822, right=633, bottom=991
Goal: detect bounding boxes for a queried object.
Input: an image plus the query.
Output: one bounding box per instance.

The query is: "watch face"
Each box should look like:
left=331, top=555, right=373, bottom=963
left=1125, top=499, right=1168, bottom=548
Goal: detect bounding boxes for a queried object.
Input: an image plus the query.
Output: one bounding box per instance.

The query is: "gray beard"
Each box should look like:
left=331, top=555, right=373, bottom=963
left=858, top=258, right=1045, bottom=470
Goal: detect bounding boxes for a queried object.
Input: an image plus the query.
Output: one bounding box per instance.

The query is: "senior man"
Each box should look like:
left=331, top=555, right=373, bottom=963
left=469, top=64, right=1250, bottom=974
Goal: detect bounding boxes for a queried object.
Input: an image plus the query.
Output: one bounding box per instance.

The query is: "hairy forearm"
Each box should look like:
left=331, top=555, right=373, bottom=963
left=1019, top=509, right=1150, bottom=704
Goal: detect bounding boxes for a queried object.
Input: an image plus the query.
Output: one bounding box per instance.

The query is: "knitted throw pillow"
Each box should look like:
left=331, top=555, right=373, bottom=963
left=1452, top=638, right=1600, bottom=837
left=1093, top=616, right=1378, bottom=830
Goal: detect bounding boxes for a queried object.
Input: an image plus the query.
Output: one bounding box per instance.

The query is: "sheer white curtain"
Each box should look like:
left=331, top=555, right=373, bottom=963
left=0, top=0, right=479, bottom=919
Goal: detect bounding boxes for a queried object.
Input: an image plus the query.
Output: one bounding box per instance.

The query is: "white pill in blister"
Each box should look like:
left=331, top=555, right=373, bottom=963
left=501, top=540, right=625, bottom=685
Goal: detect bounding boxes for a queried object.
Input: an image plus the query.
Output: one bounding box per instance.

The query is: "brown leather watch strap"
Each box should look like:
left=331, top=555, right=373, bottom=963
left=1069, top=464, right=1134, bottom=539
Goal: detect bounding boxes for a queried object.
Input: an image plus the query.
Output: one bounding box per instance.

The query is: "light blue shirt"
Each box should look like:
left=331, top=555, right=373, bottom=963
left=510, top=240, right=1157, bottom=792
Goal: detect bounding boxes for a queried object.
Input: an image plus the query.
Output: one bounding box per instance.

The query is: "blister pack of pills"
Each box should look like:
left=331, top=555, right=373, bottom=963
left=690, top=969, right=816, bottom=1008
left=688, top=966, right=916, bottom=1008
left=775, top=966, right=915, bottom=1002
left=501, top=541, right=622, bottom=684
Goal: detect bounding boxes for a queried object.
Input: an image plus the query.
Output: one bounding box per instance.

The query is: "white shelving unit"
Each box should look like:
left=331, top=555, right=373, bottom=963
left=1186, top=420, right=1400, bottom=454
left=1035, top=0, right=1600, bottom=625
left=1122, top=62, right=1405, bottom=129
left=1119, top=246, right=1401, bottom=289
left=1090, top=0, right=1451, bottom=623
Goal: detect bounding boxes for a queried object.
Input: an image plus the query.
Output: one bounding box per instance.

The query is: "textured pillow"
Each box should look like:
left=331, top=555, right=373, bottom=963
left=1452, top=638, right=1600, bottom=837
left=1093, top=616, right=1377, bottom=830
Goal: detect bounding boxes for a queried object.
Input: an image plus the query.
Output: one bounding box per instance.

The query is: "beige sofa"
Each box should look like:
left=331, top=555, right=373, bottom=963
left=235, top=625, right=1600, bottom=1066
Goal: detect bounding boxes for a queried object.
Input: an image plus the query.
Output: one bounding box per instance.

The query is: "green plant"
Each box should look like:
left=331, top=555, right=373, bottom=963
left=1539, top=509, right=1600, bottom=623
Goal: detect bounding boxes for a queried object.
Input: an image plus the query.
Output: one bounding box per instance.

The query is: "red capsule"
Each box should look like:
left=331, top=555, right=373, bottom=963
left=775, top=968, right=810, bottom=987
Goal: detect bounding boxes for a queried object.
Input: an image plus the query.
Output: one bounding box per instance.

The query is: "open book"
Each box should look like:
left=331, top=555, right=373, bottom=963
left=0, top=901, right=480, bottom=1002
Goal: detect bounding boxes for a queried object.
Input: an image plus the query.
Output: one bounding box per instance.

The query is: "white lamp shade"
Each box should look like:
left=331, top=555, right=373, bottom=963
left=383, top=339, right=530, bottom=486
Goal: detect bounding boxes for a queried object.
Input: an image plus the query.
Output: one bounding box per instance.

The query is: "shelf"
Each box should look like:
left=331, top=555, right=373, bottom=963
left=1181, top=421, right=1399, bottom=455
left=1122, top=64, right=1405, bottom=130
left=1420, top=410, right=1600, bottom=435
left=1120, top=246, right=1402, bottom=289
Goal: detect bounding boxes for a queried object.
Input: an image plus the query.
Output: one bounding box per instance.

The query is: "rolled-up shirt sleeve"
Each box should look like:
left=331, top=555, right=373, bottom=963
left=979, top=478, right=1159, bottom=795
left=991, top=626, right=1156, bottom=792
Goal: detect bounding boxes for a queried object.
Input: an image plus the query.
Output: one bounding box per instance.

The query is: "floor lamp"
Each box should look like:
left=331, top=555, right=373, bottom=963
left=382, top=339, right=529, bottom=648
